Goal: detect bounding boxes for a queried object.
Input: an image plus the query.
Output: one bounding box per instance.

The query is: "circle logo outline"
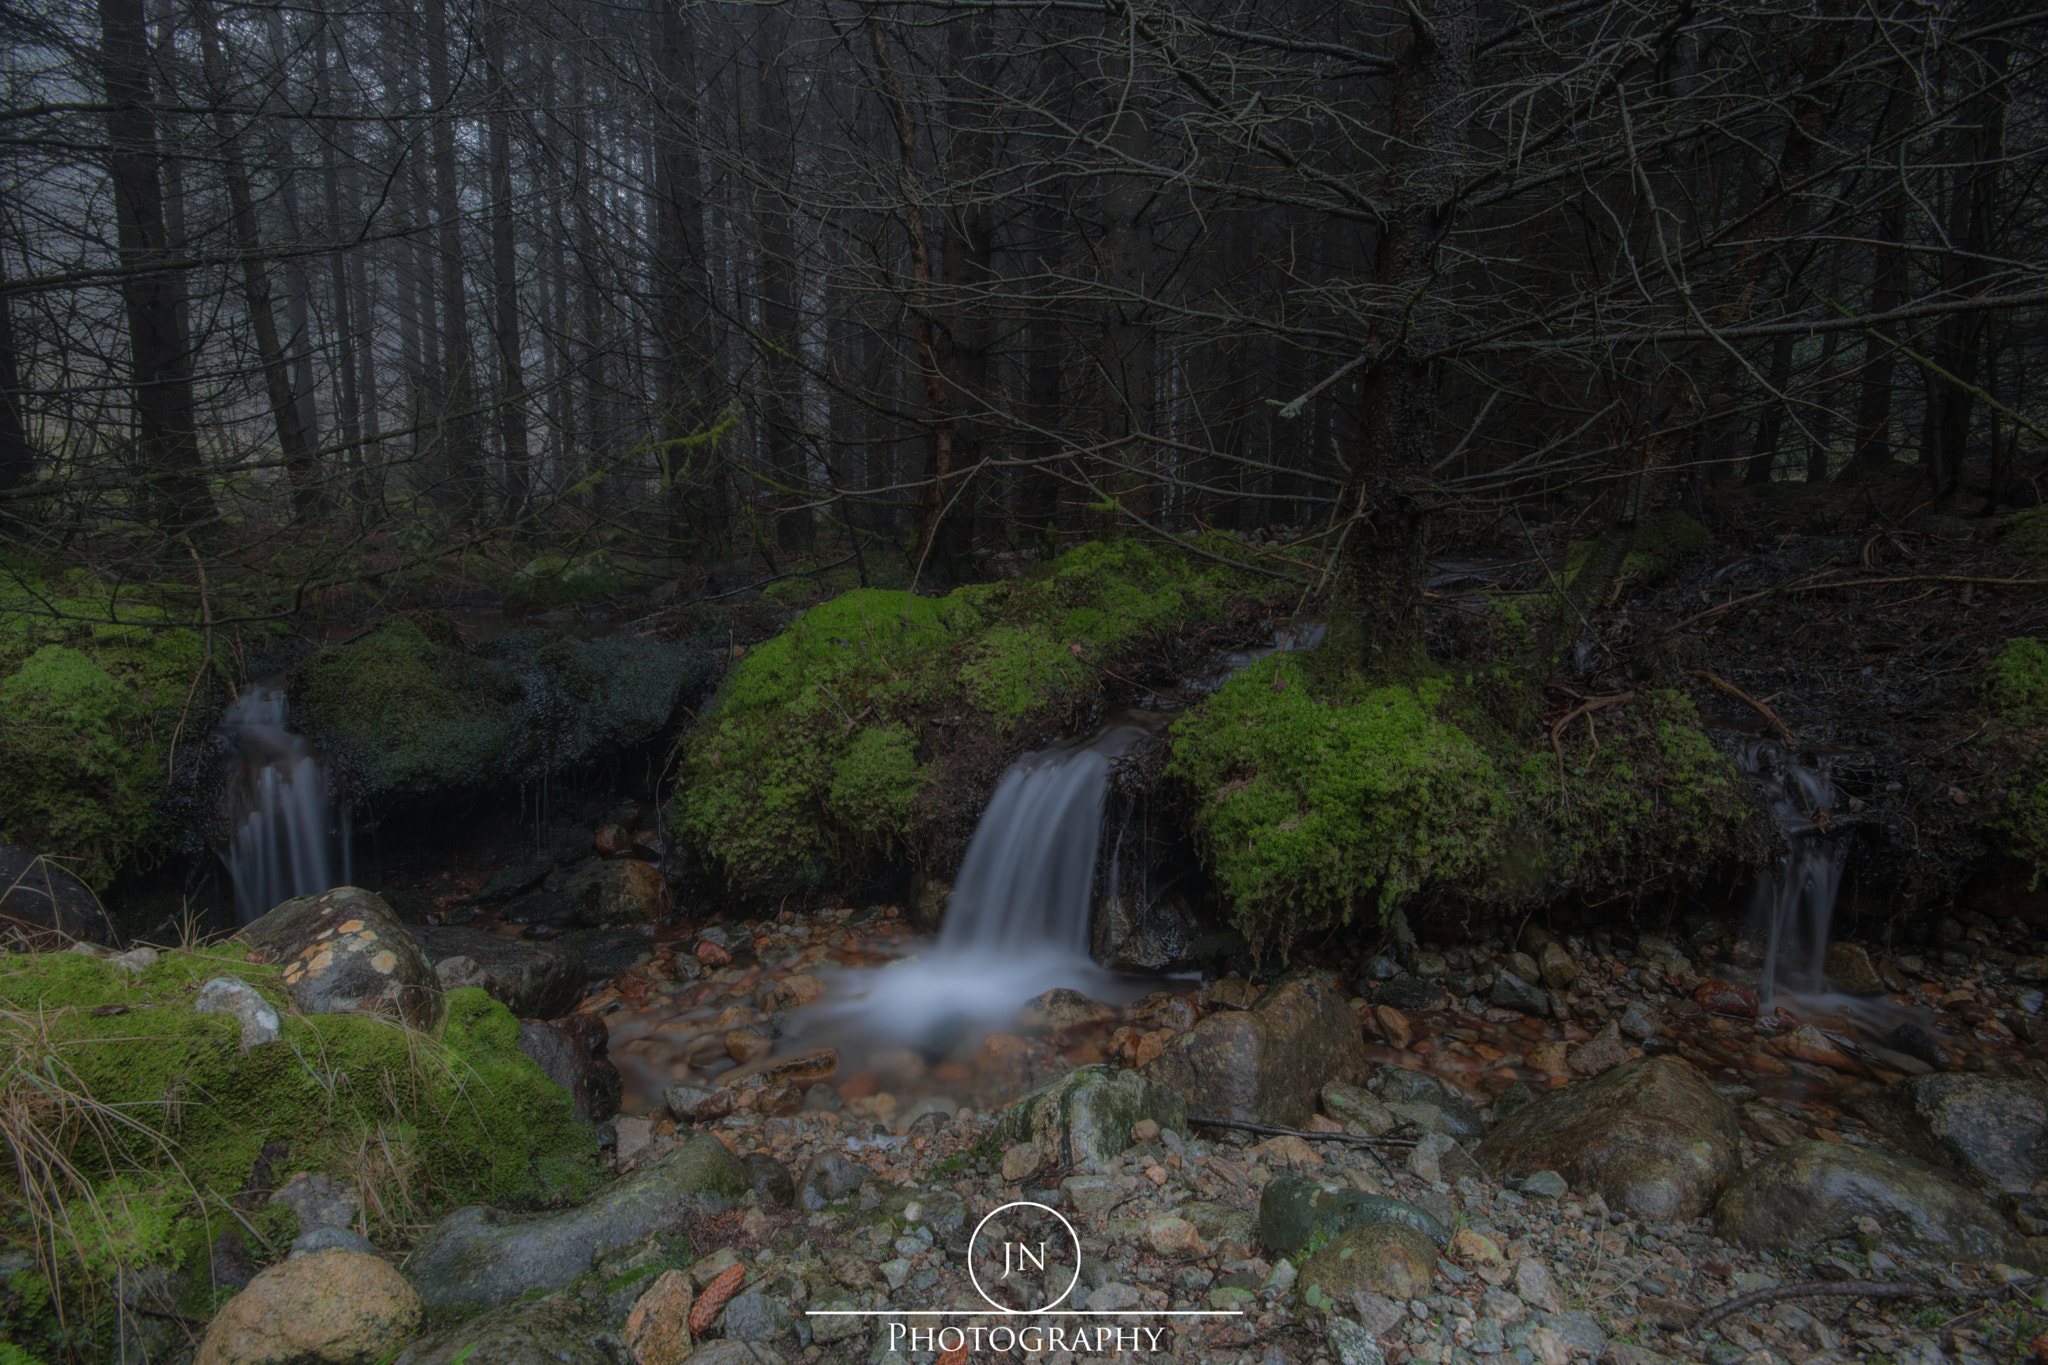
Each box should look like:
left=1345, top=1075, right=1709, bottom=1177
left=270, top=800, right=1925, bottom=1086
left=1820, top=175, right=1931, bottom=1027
left=965, top=1200, right=1083, bottom=1314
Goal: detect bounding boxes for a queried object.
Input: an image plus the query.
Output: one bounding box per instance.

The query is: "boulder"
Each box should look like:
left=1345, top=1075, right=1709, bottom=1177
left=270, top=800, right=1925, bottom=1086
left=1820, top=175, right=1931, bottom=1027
left=1858, top=1074, right=2048, bottom=1196
left=1297, top=1222, right=1438, bottom=1306
left=744, top=1153, right=796, bottom=1208
left=623, top=1270, right=693, bottom=1365
left=392, top=1298, right=626, bottom=1365
left=1714, top=1140, right=2036, bottom=1266
left=193, top=977, right=281, bottom=1052
left=1322, top=1081, right=1398, bottom=1137
left=1473, top=1059, right=1741, bottom=1221
left=0, top=844, right=113, bottom=946
left=412, top=924, right=585, bottom=1019
left=546, top=859, right=666, bottom=927
left=1372, top=976, right=1449, bottom=1012
left=1376, top=1069, right=1485, bottom=1143
left=195, top=1249, right=420, bottom=1365
left=405, top=1135, right=749, bottom=1307
left=1018, top=988, right=1119, bottom=1034
left=1144, top=971, right=1367, bottom=1127
left=1490, top=972, right=1549, bottom=1017
left=1823, top=942, right=1887, bottom=996
left=995, top=1065, right=1187, bottom=1168
left=518, top=1013, right=623, bottom=1125
left=238, top=886, right=442, bottom=1029
left=798, top=1152, right=867, bottom=1210
left=1258, top=1175, right=1449, bottom=1258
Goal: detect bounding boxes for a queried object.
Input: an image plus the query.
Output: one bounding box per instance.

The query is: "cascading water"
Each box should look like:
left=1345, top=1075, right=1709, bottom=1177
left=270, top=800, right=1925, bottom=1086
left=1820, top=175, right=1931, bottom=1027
left=1740, top=741, right=1844, bottom=1005
left=217, top=684, right=351, bottom=924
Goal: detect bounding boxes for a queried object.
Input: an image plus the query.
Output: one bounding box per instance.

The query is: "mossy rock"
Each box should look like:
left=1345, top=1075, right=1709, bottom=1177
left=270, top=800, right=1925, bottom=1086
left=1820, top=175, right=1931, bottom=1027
left=0, top=949, right=600, bottom=1350
left=1995, top=507, right=2048, bottom=566
left=1977, top=638, right=2048, bottom=883
left=1257, top=1175, right=1449, bottom=1258
left=506, top=550, right=625, bottom=610
left=994, top=1065, right=1188, bottom=1168
left=1564, top=512, right=1710, bottom=591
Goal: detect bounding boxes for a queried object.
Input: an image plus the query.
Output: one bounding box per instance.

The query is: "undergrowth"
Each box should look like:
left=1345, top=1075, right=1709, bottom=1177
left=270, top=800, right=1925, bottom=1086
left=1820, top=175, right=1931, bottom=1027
left=1980, top=637, right=2048, bottom=884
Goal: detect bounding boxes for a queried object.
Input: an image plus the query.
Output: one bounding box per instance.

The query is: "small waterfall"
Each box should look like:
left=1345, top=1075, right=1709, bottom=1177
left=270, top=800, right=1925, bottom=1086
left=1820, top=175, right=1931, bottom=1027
left=217, top=684, right=351, bottom=924
left=940, top=723, right=1156, bottom=954
left=1741, top=742, right=1844, bottom=1005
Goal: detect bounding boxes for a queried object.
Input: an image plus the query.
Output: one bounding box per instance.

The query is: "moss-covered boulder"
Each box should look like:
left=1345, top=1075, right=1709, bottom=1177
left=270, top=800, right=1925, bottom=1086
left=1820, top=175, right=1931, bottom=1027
left=292, top=616, right=705, bottom=800
left=675, top=541, right=1279, bottom=896
left=994, top=1065, right=1188, bottom=1169
left=0, top=948, right=601, bottom=1354
left=1258, top=1176, right=1449, bottom=1258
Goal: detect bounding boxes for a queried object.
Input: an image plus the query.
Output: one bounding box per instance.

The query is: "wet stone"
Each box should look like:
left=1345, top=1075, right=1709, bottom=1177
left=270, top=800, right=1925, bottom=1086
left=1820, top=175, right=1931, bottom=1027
left=1490, top=972, right=1548, bottom=1017
left=1374, top=976, right=1450, bottom=1012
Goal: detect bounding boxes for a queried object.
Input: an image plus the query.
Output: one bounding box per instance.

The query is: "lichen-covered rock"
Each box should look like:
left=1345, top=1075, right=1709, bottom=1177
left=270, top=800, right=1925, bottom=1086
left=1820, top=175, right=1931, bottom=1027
left=413, top=923, right=585, bottom=1018
left=518, top=1013, right=622, bottom=1125
left=1144, top=971, right=1366, bottom=1127
left=194, top=1248, right=421, bottom=1365
left=392, top=1298, right=626, bottom=1365
left=1715, top=1140, right=2036, bottom=1267
left=1474, top=1058, right=1741, bottom=1221
left=194, top=976, right=281, bottom=1051
left=1258, top=1175, right=1449, bottom=1258
left=1297, top=1222, right=1439, bottom=1307
left=405, top=1135, right=750, bottom=1307
left=0, top=843, right=114, bottom=946
left=238, top=886, right=442, bottom=1029
left=1858, top=1073, right=2048, bottom=1196
left=545, top=859, right=666, bottom=927
left=995, top=1064, right=1187, bottom=1168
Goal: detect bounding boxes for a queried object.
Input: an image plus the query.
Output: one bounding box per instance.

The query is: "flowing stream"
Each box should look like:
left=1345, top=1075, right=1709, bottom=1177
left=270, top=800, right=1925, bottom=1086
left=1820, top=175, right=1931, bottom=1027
left=1741, top=741, right=1846, bottom=1006
left=217, top=684, right=351, bottom=924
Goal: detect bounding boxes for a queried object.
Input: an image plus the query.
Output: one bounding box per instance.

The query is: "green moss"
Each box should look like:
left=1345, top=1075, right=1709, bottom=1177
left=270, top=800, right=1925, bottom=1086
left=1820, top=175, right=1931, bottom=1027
left=676, top=541, right=1265, bottom=896
left=1995, top=507, right=2048, bottom=566
left=0, top=948, right=599, bottom=1345
left=1979, top=638, right=2048, bottom=883
left=1982, top=637, right=2048, bottom=726
left=507, top=550, right=624, bottom=609
left=1564, top=513, right=1710, bottom=592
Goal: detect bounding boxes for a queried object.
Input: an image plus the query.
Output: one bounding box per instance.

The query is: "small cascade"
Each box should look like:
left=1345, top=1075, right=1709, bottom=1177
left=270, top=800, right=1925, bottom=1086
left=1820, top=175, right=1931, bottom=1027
left=1740, top=742, right=1845, bottom=1005
left=217, top=683, right=351, bottom=924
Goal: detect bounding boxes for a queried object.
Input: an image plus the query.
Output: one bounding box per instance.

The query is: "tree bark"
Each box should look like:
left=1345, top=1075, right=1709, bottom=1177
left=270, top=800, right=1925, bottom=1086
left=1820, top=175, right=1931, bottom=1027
left=424, top=0, right=483, bottom=517
left=482, top=0, right=530, bottom=518
left=654, top=0, right=718, bottom=553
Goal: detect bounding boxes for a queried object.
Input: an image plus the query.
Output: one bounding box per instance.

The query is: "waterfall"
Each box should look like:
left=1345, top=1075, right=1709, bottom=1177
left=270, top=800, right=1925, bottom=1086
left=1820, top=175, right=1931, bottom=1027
left=1741, top=742, right=1844, bottom=1005
left=217, top=684, right=351, bottom=924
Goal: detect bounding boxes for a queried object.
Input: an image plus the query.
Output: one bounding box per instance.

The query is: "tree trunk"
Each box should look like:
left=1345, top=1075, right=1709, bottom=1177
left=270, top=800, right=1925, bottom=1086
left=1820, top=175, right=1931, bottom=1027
left=0, top=245, right=33, bottom=511
left=424, top=0, right=482, bottom=518
left=757, top=5, right=809, bottom=553
left=654, top=0, right=717, bottom=553
left=482, top=0, right=529, bottom=518
left=1846, top=202, right=1904, bottom=476
left=1745, top=330, right=1797, bottom=485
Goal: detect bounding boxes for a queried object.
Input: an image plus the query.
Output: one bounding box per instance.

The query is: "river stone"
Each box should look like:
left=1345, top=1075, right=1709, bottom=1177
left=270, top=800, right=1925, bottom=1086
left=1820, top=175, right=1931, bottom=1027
left=1298, top=1222, right=1438, bottom=1307
left=546, top=859, right=665, bottom=927
left=1372, top=976, right=1449, bottom=1012
left=518, top=1013, right=623, bottom=1124
left=1018, top=987, right=1119, bottom=1033
left=799, top=1152, right=866, bottom=1210
left=1490, top=972, right=1549, bottom=1017
left=1376, top=1069, right=1484, bottom=1142
left=1823, top=942, right=1887, bottom=996
left=723, top=1291, right=792, bottom=1341
left=1537, top=942, right=1579, bottom=991
left=1857, top=1074, right=2048, bottom=1195
left=996, top=1064, right=1188, bottom=1167
left=1259, top=1175, right=1450, bottom=1257
left=1322, top=1081, right=1398, bottom=1136
left=1714, top=1140, right=2036, bottom=1266
left=1473, top=1058, right=1741, bottom=1221
left=745, top=1153, right=796, bottom=1208
left=195, top=1249, right=421, bottom=1365
left=1145, top=971, right=1367, bottom=1126
left=0, top=843, right=114, bottom=946
left=393, top=1299, right=626, bottom=1365
left=238, top=886, right=442, bottom=1029
left=412, top=924, right=585, bottom=1018
left=405, top=1134, right=748, bottom=1307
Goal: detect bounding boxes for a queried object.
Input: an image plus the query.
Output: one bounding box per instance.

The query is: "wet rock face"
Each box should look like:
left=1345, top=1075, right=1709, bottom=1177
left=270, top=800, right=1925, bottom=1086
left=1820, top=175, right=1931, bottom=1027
left=0, top=843, right=114, bottom=946
left=996, top=1065, right=1188, bottom=1168
left=518, top=1014, right=623, bottom=1125
left=237, top=886, right=442, bottom=1029
left=414, top=924, right=585, bottom=1018
left=1473, top=1058, right=1741, bottom=1221
left=1145, top=970, right=1368, bottom=1126
left=1859, top=1073, right=2048, bottom=1195
left=405, top=1134, right=749, bottom=1307
left=1714, top=1140, right=2036, bottom=1267
left=392, top=1299, right=623, bottom=1365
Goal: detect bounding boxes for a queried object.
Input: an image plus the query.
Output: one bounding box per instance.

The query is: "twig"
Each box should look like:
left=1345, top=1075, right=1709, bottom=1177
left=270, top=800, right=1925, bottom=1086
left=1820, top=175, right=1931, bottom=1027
left=1187, top=1114, right=1419, bottom=1148
left=1549, top=691, right=1635, bottom=775
left=1696, top=1279, right=1991, bottom=1332
left=1688, top=670, right=1796, bottom=746
left=1665, top=573, right=2048, bottom=634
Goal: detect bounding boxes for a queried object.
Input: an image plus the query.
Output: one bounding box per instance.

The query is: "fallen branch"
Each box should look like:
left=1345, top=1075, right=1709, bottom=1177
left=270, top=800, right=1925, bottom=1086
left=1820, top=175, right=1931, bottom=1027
left=1688, top=670, right=1796, bottom=746
left=1187, top=1114, right=1419, bottom=1149
left=1665, top=573, right=2048, bottom=634
left=1548, top=690, right=1635, bottom=774
left=1696, top=1279, right=1996, bottom=1332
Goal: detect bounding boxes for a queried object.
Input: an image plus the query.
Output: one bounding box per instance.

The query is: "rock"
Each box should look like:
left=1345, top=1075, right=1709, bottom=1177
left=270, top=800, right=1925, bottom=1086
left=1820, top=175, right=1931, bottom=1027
left=1714, top=1140, right=2035, bottom=1266
left=194, top=977, right=280, bottom=1051
left=1145, top=1216, right=1203, bottom=1255
left=724, top=1029, right=771, bottom=1064
left=1373, top=976, right=1449, bottom=1012
left=613, top=1116, right=653, bottom=1164
left=503, top=892, right=577, bottom=928
left=1490, top=972, right=1548, bottom=1017
left=517, top=1013, right=622, bottom=1124
left=405, top=1135, right=748, bottom=1307
left=1538, top=942, right=1579, bottom=991
left=723, top=1291, right=791, bottom=1341
left=1773, top=1024, right=1865, bottom=1075
left=238, top=886, right=442, bottom=1029
left=393, top=1298, right=624, bottom=1365
left=1019, top=987, right=1119, bottom=1033
left=412, top=925, right=585, bottom=1019
left=196, top=1249, right=420, bottom=1365
left=761, top=973, right=824, bottom=1011
left=1474, top=1058, right=1742, bottom=1221
left=1859, top=1074, right=2048, bottom=1195
left=1519, top=1171, right=1567, bottom=1199
left=689, top=1346, right=786, bottom=1365
left=107, top=946, right=156, bottom=973
left=1377, top=1069, right=1485, bottom=1142
left=1887, top=1022, right=1953, bottom=1069
left=1298, top=1222, right=1438, bottom=1305
left=1326, top=1318, right=1386, bottom=1365
left=1206, top=974, right=1260, bottom=1009
left=546, top=859, right=665, bottom=927
left=1692, top=980, right=1759, bottom=1019
left=1000, top=1141, right=1043, bottom=1182
left=1259, top=1175, right=1449, bottom=1257
left=1515, top=1257, right=1564, bottom=1313
left=1145, top=971, right=1367, bottom=1127
left=273, top=1173, right=359, bottom=1234
left=1527, top=1040, right=1570, bottom=1074
left=1372, top=1005, right=1412, bottom=1049
left=1823, top=942, right=1886, bottom=996
left=1407, top=1132, right=1454, bottom=1182
left=1062, top=1174, right=1120, bottom=1217
left=743, top=1153, right=795, bottom=1208
left=995, top=1064, right=1187, bottom=1168
left=0, top=844, right=115, bottom=946
left=798, top=1152, right=866, bottom=1210
left=1617, top=1001, right=1660, bottom=1042
left=1568, top=1021, right=1629, bottom=1076
left=1491, top=1082, right=1536, bottom=1122
left=289, top=1226, right=376, bottom=1258
left=665, top=1083, right=735, bottom=1124
left=623, top=1269, right=693, bottom=1365
left=1323, top=1080, right=1398, bottom=1136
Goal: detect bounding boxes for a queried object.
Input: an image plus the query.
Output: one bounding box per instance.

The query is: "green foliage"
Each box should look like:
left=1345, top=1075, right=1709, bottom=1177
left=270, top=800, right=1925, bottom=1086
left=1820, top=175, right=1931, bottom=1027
left=0, top=947, right=599, bottom=1344
left=1979, top=638, right=2048, bottom=884
left=507, top=550, right=624, bottom=610
left=1168, top=655, right=1512, bottom=948
left=1981, top=636, right=2048, bottom=726
left=675, top=540, right=1262, bottom=895
left=1995, top=506, right=2048, bottom=566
